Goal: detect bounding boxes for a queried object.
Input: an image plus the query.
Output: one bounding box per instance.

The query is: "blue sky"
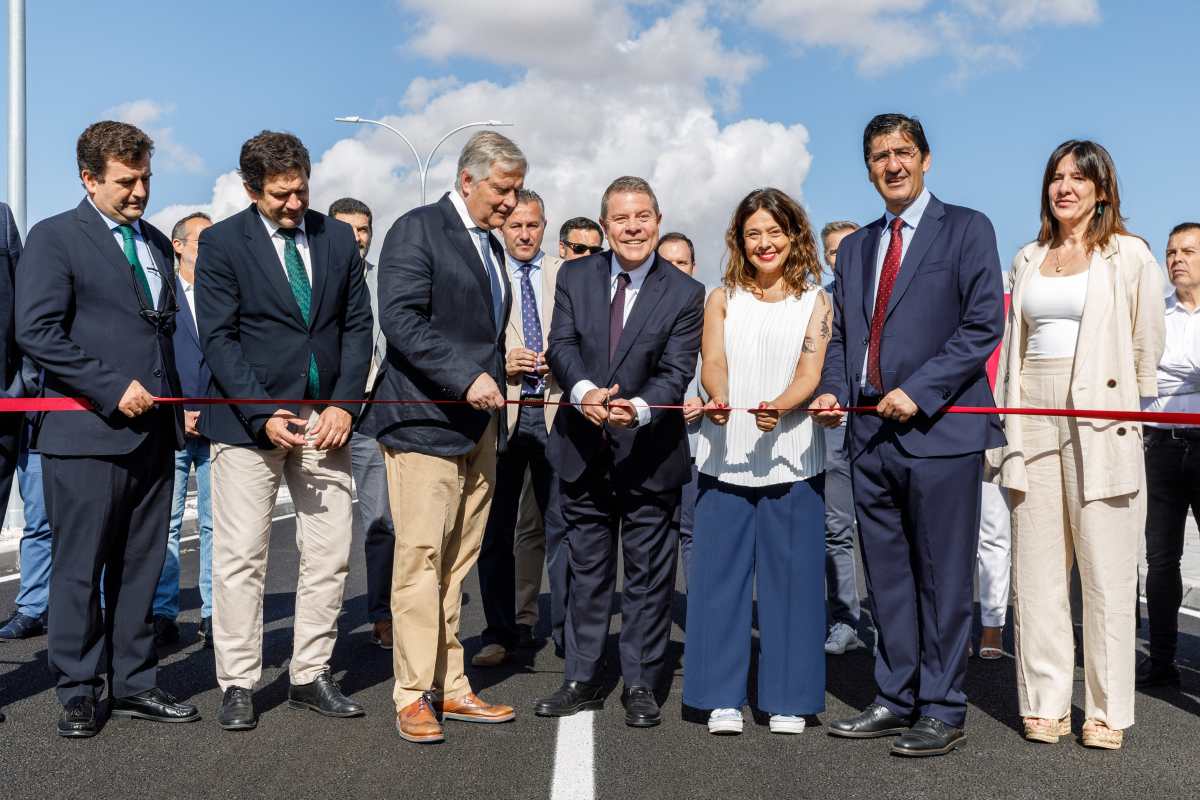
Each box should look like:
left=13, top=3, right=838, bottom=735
left=2, top=1, right=1197, bottom=285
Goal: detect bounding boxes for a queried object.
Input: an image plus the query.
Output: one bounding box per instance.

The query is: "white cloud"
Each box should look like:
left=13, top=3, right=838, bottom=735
left=166, top=2, right=802, bottom=287
left=743, top=0, right=1100, bottom=77
left=104, top=99, right=206, bottom=174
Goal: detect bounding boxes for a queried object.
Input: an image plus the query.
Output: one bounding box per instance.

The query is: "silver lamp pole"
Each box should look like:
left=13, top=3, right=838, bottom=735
left=7, top=0, right=26, bottom=236
left=334, top=117, right=512, bottom=206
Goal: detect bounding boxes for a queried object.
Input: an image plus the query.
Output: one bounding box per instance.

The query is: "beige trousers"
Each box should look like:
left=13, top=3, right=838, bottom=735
left=385, top=418, right=497, bottom=710
left=1010, top=358, right=1142, bottom=729
left=514, top=472, right=545, bottom=626
left=211, top=410, right=354, bottom=690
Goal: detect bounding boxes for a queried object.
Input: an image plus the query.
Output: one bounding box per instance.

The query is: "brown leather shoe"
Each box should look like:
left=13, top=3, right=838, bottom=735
left=371, top=620, right=393, bottom=650
left=439, top=691, right=516, bottom=724
left=397, top=693, right=444, bottom=743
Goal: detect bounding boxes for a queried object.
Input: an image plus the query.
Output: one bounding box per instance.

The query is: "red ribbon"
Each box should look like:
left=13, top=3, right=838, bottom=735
left=0, top=396, right=1196, bottom=425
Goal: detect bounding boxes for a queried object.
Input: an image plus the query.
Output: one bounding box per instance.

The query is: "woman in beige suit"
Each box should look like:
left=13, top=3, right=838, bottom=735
left=989, top=140, right=1165, bottom=750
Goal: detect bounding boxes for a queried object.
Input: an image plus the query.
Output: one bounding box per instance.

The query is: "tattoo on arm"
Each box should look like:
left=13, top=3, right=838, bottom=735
left=802, top=336, right=817, bottom=354
left=820, top=307, right=832, bottom=340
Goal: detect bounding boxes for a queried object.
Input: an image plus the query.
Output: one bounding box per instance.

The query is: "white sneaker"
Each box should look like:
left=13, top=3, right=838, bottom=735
left=769, top=714, right=806, bottom=734
left=824, top=622, right=863, bottom=655
left=707, top=707, right=744, bottom=735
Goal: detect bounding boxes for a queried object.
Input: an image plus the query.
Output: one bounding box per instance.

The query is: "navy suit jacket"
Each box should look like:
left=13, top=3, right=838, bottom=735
left=817, top=194, right=1005, bottom=457
left=195, top=205, right=373, bottom=447
left=172, top=275, right=211, bottom=412
left=15, top=198, right=185, bottom=456
left=0, top=202, right=20, bottom=395
left=358, top=193, right=512, bottom=457
left=546, top=253, right=704, bottom=492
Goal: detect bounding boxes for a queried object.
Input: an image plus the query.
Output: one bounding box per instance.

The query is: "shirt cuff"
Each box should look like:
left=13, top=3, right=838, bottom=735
left=570, top=380, right=599, bottom=409
left=630, top=396, right=650, bottom=427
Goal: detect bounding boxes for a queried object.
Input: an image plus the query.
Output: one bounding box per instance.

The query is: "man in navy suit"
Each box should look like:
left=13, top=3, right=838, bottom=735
left=150, top=211, right=214, bottom=648
left=533, top=177, right=704, bottom=728
left=16, top=121, right=198, bottom=736
left=197, top=131, right=373, bottom=731
left=358, top=131, right=524, bottom=744
left=811, top=114, right=1005, bottom=756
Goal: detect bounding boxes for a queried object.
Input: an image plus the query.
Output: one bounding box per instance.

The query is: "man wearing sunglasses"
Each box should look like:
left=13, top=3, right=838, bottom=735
left=17, top=121, right=195, bottom=737
left=558, top=217, right=604, bottom=260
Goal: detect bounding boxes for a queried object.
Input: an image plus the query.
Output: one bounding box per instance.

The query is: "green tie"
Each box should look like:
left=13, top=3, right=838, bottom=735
left=277, top=228, right=320, bottom=399
left=117, top=224, right=154, bottom=306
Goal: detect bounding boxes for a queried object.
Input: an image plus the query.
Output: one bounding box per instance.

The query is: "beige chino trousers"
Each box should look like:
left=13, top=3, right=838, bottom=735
left=385, top=418, right=497, bottom=710
left=1010, top=358, right=1141, bottom=729
left=211, top=409, right=355, bottom=690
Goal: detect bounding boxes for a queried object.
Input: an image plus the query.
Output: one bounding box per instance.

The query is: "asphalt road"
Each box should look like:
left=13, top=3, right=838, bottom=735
left=2, top=512, right=1199, bottom=800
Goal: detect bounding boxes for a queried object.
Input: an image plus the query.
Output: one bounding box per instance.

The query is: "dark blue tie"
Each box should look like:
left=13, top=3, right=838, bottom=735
left=476, top=229, right=505, bottom=333
left=518, top=262, right=545, bottom=395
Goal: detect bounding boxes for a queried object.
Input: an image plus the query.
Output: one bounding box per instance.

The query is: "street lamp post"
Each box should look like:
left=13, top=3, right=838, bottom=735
left=334, top=116, right=513, bottom=206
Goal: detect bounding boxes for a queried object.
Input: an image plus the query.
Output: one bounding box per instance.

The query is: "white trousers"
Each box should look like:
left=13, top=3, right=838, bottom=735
left=977, top=481, right=1012, bottom=628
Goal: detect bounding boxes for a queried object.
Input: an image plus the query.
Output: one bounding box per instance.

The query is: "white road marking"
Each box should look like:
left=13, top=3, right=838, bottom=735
left=550, top=711, right=596, bottom=800
left=0, top=512, right=298, bottom=584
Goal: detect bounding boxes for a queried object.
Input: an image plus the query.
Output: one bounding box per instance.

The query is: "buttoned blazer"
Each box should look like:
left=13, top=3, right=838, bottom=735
left=15, top=198, right=185, bottom=456
left=505, top=253, right=563, bottom=436
left=195, top=205, right=374, bottom=447
left=987, top=233, right=1165, bottom=500
left=357, top=193, right=512, bottom=457
left=546, top=252, right=704, bottom=491
left=817, top=194, right=1006, bottom=458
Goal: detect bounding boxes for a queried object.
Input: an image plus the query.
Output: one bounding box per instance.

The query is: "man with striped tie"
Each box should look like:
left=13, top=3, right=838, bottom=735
left=196, top=131, right=374, bottom=731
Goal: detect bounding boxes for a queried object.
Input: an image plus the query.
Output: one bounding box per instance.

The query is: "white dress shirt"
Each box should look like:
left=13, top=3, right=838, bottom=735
left=448, top=190, right=507, bottom=305
left=862, top=187, right=932, bottom=391
left=179, top=272, right=197, bottom=329
left=569, top=253, right=655, bottom=426
left=1143, top=292, right=1200, bottom=428
left=88, top=198, right=164, bottom=305
left=258, top=212, right=312, bottom=284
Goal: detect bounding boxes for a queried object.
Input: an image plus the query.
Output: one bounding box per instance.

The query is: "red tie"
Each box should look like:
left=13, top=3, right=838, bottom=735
left=867, top=216, right=905, bottom=392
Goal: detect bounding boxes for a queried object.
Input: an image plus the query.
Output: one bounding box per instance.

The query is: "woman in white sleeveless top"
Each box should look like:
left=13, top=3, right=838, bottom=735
left=682, top=188, right=831, bottom=736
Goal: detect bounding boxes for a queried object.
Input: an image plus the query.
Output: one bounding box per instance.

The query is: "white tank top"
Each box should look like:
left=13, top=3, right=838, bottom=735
left=1022, top=268, right=1089, bottom=359
left=696, top=286, right=826, bottom=487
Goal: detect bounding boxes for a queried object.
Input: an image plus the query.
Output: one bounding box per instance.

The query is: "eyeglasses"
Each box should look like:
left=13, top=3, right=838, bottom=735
left=562, top=241, right=603, bottom=255
left=868, top=146, right=920, bottom=166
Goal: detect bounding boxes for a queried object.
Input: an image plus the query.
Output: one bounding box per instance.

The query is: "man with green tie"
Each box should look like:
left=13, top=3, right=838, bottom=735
left=195, top=131, right=374, bottom=731
left=16, top=121, right=198, bottom=736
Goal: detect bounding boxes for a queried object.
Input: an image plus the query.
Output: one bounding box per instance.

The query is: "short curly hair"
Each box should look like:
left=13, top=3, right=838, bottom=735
left=239, top=131, right=311, bottom=194
left=76, top=121, right=154, bottom=179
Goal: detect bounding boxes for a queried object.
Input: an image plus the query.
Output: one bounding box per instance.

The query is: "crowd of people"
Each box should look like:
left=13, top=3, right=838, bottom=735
left=0, top=111, right=1196, bottom=758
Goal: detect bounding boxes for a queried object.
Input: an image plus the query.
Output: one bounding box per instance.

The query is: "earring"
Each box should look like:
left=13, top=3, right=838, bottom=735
left=1095, top=202, right=1105, bottom=217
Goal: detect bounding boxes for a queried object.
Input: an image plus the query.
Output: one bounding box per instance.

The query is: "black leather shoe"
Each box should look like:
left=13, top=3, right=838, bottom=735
left=153, top=615, right=180, bottom=647
left=218, top=686, right=257, bottom=731
left=110, top=687, right=200, bottom=723
left=516, top=624, right=541, bottom=650
left=828, top=703, right=912, bottom=739
left=1136, top=657, right=1181, bottom=689
left=534, top=681, right=605, bottom=717
left=0, top=611, right=46, bottom=640
left=288, top=671, right=365, bottom=718
left=57, top=697, right=98, bottom=738
left=199, top=617, right=213, bottom=649
left=621, top=686, right=662, bottom=728
left=891, top=716, right=966, bottom=757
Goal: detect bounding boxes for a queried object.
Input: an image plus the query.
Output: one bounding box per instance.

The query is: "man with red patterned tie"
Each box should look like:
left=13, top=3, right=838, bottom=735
left=811, top=114, right=1005, bottom=757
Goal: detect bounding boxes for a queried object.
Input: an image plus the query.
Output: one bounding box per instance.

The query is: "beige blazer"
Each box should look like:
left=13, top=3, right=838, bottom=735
left=986, top=233, right=1165, bottom=501
left=505, top=253, right=563, bottom=436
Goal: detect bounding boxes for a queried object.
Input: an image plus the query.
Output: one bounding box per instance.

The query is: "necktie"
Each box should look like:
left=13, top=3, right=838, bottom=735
left=867, top=216, right=905, bottom=392
left=476, top=229, right=505, bottom=333
left=277, top=228, right=320, bottom=399
left=518, top=263, right=545, bottom=395
left=117, top=224, right=154, bottom=307
left=609, top=271, right=632, bottom=364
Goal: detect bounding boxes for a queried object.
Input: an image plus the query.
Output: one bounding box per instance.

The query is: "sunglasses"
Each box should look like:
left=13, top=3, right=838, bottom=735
left=562, top=241, right=603, bottom=256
